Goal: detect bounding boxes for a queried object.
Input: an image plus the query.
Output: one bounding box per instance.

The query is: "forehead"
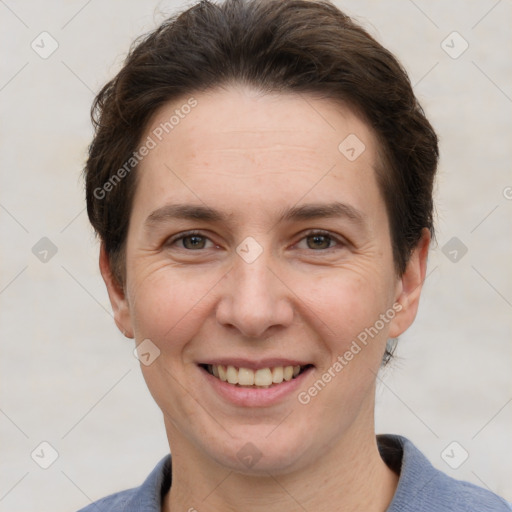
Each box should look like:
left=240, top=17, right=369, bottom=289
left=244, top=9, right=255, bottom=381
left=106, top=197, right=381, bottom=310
left=145, top=86, right=377, bottom=161
left=133, top=86, right=384, bottom=225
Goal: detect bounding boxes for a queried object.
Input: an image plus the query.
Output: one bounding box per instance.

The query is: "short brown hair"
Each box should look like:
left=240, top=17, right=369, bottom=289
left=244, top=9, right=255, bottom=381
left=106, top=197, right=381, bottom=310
left=85, top=0, right=438, bottom=285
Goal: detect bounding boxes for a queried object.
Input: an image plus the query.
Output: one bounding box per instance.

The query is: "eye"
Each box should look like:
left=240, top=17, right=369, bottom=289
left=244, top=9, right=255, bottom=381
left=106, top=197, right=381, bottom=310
left=165, top=229, right=345, bottom=253
left=166, top=230, right=215, bottom=250
left=296, top=230, right=344, bottom=251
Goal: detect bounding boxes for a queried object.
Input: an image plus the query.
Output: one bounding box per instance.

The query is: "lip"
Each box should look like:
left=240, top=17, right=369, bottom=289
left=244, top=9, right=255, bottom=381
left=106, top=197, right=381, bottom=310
left=198, top=363, right=314, bottom=407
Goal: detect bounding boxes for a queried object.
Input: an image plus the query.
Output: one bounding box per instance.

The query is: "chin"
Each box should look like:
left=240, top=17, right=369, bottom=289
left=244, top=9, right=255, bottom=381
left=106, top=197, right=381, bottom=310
left=205, top=423, right=318, bottom=476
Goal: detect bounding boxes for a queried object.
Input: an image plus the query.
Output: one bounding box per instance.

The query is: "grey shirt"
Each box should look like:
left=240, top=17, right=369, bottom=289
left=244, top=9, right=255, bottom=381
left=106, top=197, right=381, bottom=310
left=77, top=434, right=511, bottom=511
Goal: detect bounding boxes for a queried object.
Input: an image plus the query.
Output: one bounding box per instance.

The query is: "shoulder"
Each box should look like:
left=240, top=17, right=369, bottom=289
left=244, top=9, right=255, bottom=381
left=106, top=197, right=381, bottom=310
left=443, top=478, right=512, bottom=511
left=76, top=488, right=137, bottom=512
left=379, top=435, right=511, bottom=512
left=75, top=454, right=172, bottom=512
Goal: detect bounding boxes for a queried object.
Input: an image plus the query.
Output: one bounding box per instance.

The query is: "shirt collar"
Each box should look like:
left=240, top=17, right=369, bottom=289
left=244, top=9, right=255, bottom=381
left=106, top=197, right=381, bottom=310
left=126, top=434, right=504, bottom=511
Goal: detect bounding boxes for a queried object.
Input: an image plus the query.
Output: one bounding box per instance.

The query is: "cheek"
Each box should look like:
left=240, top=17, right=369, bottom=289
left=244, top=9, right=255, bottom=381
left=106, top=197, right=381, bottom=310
left=127, top=265, right=215, bottom=348
left=299, top=268, right=393, bottom=347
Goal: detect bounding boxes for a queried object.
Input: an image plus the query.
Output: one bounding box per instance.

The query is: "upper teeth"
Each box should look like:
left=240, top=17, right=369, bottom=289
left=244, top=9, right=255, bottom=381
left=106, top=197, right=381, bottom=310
left=209, top=364, right=302, bottom=387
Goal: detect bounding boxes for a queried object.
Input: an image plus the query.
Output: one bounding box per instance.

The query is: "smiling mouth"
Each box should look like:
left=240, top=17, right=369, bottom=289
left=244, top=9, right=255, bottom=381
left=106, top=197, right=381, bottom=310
left=200, top=364, right=313, bottom=388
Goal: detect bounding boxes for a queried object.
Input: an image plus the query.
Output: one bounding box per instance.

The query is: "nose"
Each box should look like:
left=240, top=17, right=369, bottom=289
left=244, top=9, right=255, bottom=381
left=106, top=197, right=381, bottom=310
left=215, top=246, right=294, bottom=339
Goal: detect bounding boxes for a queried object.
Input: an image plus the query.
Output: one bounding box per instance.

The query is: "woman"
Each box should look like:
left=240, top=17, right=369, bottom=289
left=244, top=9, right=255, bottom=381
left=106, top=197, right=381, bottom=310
left=80, top=0, right=510, bottom=510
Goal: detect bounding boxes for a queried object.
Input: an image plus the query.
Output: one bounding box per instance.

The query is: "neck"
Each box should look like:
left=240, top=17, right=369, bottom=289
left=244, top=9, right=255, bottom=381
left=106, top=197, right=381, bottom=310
left=162, top=418, right=398, bottom=512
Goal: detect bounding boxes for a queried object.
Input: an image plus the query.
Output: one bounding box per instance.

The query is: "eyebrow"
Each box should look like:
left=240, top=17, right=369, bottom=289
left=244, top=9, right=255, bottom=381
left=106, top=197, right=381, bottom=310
left=144, top=201, right=366, bottom=230
left=278, top=202, right=365, bottom=226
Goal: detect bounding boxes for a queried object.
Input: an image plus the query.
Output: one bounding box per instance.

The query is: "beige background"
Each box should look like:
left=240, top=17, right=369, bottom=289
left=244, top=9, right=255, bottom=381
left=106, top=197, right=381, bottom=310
left=1, top=0, right=511, bottom=510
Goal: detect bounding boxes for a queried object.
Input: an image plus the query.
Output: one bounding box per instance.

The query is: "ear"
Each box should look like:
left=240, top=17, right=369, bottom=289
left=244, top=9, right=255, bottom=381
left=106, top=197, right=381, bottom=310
left=388, top=228, right=430, bottom=338
left=99, top=244, right=134, bottom=339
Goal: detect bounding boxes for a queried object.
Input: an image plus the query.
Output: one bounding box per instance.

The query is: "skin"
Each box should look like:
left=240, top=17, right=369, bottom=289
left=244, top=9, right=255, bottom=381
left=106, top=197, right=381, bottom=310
left=100, top=85, right=430, bottom=511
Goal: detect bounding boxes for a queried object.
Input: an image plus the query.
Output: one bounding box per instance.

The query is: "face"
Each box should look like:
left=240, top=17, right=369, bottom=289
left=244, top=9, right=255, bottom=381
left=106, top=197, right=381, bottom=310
left=101, top=85, right=428, bottom=475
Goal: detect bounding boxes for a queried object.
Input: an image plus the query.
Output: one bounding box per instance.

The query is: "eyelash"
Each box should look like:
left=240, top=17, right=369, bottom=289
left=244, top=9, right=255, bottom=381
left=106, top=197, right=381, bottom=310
left=165, top=229, right=345, bottom=252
